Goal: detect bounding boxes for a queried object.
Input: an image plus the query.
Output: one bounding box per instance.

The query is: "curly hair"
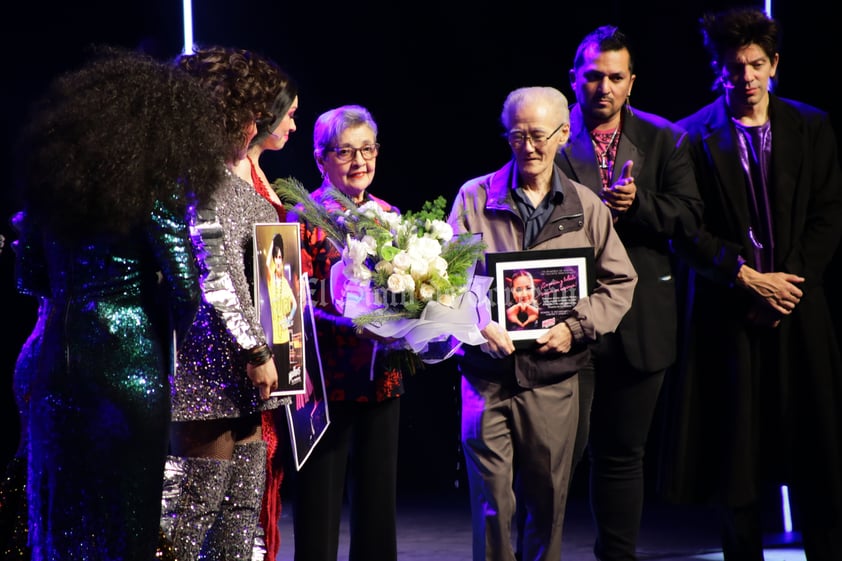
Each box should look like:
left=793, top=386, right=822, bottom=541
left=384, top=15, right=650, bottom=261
left=250, top=57, right=297, bottom=148
left=16, top=46, right=226, bottom=239
left=176, top=46, right=295, bottom=162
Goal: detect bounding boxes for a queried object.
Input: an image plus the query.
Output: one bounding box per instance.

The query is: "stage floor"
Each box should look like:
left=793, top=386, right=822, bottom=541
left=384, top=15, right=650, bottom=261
left=274, top=490, right=806, bottom=561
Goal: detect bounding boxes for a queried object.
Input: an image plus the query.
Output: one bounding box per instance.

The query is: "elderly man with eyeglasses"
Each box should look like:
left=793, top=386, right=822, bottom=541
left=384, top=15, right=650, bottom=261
left=448, top=86, right=637, bottom=561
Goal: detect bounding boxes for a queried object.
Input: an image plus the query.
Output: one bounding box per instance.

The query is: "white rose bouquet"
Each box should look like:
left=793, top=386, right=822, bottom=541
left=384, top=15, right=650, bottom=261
left=273, top=177, right=492, bottom=364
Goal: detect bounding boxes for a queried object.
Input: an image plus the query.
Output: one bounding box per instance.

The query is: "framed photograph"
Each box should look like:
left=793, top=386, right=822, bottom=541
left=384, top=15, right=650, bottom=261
left=285, top=273, right=330, bottom=470
left=254, top=223, right=305, bottom=396
left=486, top=248, right=595, bottom=349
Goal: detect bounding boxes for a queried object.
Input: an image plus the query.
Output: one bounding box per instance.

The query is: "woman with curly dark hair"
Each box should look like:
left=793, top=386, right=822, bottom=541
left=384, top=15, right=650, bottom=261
left=235, top=52, right=299, bottom=561
left=160, top=46, right=288, bottom=561
left=242, top=53, right=298, bottom=219
left=11, top=46, right=226, bottom=561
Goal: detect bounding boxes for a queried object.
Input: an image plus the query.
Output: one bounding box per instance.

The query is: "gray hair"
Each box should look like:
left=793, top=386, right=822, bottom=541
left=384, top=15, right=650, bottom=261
left=313, top=104, right=378, bottom=159
left=500, top=87, right=569, bottom=129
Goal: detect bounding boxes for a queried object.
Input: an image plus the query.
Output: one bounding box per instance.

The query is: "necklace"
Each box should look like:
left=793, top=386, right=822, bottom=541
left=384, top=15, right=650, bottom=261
left=591, top=127, right=620, bottom=170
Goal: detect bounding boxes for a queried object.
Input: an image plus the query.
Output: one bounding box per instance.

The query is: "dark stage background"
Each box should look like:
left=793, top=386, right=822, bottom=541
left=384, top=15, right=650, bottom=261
left=2, top=0, right=840, bottom=502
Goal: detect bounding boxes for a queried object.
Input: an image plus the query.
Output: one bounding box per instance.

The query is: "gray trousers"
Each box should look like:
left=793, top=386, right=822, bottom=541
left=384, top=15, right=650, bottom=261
left=461, top=372, right=578, bottom=561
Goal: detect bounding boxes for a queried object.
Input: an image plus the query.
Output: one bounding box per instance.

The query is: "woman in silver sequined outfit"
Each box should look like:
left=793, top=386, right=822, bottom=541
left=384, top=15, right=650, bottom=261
left=11, top=47, right=225, bottom=561
left=161, top=46, right=285, bottom=561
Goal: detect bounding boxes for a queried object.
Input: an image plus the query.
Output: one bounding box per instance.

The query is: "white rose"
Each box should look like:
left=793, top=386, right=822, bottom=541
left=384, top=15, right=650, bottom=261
left=374, top=259, right=394, bottom=275
left=392, top=250, right=411, bottom=271
left=433, top=256, right=449, bottom=276
left=408, top=236, right=441, bottom=260
left=418, top=283, right=436, bottom=301
left=387, top=273, right=407, bottom=293
left=408, top=256, right=429, bottom=278
left=430, top=219, right=453, bottom=241
left=401, top=273, right=415, bottom=293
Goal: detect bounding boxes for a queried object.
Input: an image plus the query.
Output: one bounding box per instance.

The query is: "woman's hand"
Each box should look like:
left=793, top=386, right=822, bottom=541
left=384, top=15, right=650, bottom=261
left=247, top=359, right=278, bottom=400
left=479, top=321, right=515, bottom=358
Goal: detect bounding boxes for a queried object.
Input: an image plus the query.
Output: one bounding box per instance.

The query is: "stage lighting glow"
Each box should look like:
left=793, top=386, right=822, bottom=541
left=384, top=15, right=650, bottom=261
left=695, top=550, right=804, bottom=561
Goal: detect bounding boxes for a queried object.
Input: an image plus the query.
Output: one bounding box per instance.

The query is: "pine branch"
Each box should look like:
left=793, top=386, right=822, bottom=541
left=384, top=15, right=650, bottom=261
left=272, top=176, right=345, bottom=243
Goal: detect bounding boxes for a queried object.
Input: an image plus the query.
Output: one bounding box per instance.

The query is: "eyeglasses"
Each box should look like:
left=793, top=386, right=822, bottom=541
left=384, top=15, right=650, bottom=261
left=326, top=143, right=380, bottom=163
left=504, top=123, right=565, bottom=149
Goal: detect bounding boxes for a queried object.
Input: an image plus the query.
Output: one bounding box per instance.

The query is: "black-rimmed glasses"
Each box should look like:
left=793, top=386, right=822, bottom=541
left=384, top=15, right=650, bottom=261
left=327, top=143, right=380, bottom=163
left=504, top=123, right=565, bottom=149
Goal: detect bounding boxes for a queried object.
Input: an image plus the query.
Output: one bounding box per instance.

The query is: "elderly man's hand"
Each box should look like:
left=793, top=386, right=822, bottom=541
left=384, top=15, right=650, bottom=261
left=534, top=321, right=573, bottom=354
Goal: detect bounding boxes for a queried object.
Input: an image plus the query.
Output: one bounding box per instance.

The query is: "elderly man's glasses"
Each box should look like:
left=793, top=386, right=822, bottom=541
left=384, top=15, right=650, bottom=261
left=327, top=143, right=380, bottom=163
left=504, top=123, right=565, bottom=149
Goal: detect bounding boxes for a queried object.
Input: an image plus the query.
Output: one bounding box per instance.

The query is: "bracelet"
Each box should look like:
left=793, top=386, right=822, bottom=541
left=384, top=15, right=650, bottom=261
left=246, top=344, right=273, bottom=366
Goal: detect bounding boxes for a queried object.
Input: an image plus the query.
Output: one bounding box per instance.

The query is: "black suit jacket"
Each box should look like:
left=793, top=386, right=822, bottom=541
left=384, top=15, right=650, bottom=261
left=556, top=104, right=702, bottom=372
left=659, top=94, right=842, bottom=507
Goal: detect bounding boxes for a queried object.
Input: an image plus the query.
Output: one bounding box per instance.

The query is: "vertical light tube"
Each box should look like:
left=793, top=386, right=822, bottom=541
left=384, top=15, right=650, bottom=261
left=781, top=485, right=793, bottom=533
left=182, top=0, right=194, bottom=54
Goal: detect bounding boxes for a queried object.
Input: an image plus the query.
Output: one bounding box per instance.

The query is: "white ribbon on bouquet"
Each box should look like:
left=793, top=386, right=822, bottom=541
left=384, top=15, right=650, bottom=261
left=330, top=263, right=492, bottom=364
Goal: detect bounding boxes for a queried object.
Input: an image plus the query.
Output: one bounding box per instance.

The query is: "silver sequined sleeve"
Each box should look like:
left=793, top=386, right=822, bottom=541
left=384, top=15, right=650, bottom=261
left=191, top=204, right=264, bottom=351
left=172, top=170, right=280, bottom=421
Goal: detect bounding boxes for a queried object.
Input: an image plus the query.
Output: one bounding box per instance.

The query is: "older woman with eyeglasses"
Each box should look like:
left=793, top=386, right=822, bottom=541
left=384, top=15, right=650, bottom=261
left=285, top=104, right=406, bottom=561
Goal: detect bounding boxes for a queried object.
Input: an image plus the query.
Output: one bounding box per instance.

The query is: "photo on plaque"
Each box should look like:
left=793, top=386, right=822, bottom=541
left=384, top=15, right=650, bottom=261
left=486, top=248, right=595, bottom=349
left=286, top=273, right=330, bottom=470
left=254, top=222, right=305, bottom=396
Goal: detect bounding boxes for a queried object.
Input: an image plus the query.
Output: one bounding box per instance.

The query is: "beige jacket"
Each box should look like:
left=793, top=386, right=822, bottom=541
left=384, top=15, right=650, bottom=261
left=448, top=161, right=637, bottom=387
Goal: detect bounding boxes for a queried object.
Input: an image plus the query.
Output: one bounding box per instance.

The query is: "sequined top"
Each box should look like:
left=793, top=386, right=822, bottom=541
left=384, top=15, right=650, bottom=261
left=172, top=168, right=282, bottom=421
left=18, top=199, right=200, bottom=559
left=287, top=184, right=406, bottom=403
